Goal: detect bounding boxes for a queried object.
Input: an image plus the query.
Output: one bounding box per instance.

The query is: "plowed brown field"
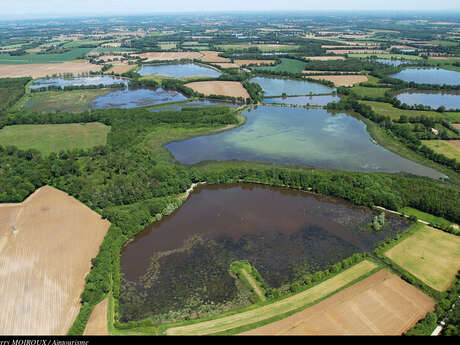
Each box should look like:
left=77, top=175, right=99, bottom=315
left=307, top=74, right=368, bottom=86
left=106, top=64, right=135, bottom=74
left=84, top=298, right=108, bottom=335
left=199, top=51, right=230, bottom=63
left=0, top=62, right=101, bottom=78
left=242, top=270, right=435, bottom=335
left=0, top=186, right=110, bottom=335
left=184, top=81, right=250, bottom=99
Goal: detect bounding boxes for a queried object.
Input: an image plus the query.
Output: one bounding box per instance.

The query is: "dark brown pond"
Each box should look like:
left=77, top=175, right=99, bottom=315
left=119, top=183, right=410, bottom=322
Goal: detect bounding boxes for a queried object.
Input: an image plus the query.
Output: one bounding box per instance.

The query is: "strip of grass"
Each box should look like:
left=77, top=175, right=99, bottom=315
left=230, top=261, right=267, bottom=302
left=385, top=225, right=460, bottom=292
left=0, top=123, right=110, bottom=155
left=399, top=207, right=455, bottom=229
left=165, top=260, right=378, bottom=335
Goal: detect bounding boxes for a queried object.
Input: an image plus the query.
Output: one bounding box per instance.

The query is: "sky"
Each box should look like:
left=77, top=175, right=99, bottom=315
left=2, top=0, right=460, bottom=19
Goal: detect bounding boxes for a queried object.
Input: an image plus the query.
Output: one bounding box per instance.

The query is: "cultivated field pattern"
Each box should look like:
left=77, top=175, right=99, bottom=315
left=243, top=270, right=435, bottom=335
left=0, top=186, right=110, bottom=335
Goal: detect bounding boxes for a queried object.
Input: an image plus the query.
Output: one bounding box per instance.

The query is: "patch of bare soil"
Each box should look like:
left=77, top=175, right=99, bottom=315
left=0, top=186, right=110, bottom=335
left=243, top=270, right=435, bottom=335
left=185, top=81, right=250, bottom=99
left=0, top=62, right=101, bottom=79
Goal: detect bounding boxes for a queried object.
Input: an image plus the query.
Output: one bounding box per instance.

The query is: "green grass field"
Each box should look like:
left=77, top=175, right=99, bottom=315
left=421, top=140, right=460, bottom=161
left=0, top=123, right=110, bottom=155
left=0, top=48, right=93, bottom=64
left=360, top=100, right=460, bottom=122
left=20, top=89, right=113, bottom=113
left=360, top=75, right=384, bottom=86
left=399, top=207, right=455, bottom=229
left=385, top=225, right=460, bottom=291
left=351, top=86, right=391, bottom=98
left=165, top=260, right=378, bottom=335
left=255, top=58, right=307, bottom=73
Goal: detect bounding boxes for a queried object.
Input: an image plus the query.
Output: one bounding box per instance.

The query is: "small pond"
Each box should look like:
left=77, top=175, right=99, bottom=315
left=396, top=90, right=460, bottom=110
left=30, top=75, right=128, bottom=89
left=390, top=68, right=460, bottom=85
left=91, top=87, right=187, bottom=109
left=250, top=76, right=335, bottom=97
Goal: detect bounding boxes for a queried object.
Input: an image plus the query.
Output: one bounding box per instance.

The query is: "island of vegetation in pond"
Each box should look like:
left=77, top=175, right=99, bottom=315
left=165, top=105, right=445, bottom=179
left=396, top=90, right=460, bottom=110
left=91, top=87, right=188, bottom=109
left=29, top=75, right=128, bottom=90
left=119, top=184, right=411, bottom=323
left=138, top=63, right=221, bottom=79
left=390, top=68, right=460, bottom=86
left=250, top=76, right=335, bottom=96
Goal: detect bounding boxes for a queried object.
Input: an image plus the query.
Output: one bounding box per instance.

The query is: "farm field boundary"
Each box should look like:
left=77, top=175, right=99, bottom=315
left=165, top=260, right=378, bottom=335
left=242, top=269, right=435, bottom=335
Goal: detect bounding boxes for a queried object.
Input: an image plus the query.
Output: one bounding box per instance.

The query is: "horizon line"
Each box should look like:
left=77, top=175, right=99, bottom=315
left=1, top=9, right=460, bottom=21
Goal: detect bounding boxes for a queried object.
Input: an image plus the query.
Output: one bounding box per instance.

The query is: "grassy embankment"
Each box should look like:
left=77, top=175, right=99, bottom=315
left=230, top=261, right=267, bottom=302
left=399, top=207, right=456, bottom=229
left=0, top=123, right=110, bottom=155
